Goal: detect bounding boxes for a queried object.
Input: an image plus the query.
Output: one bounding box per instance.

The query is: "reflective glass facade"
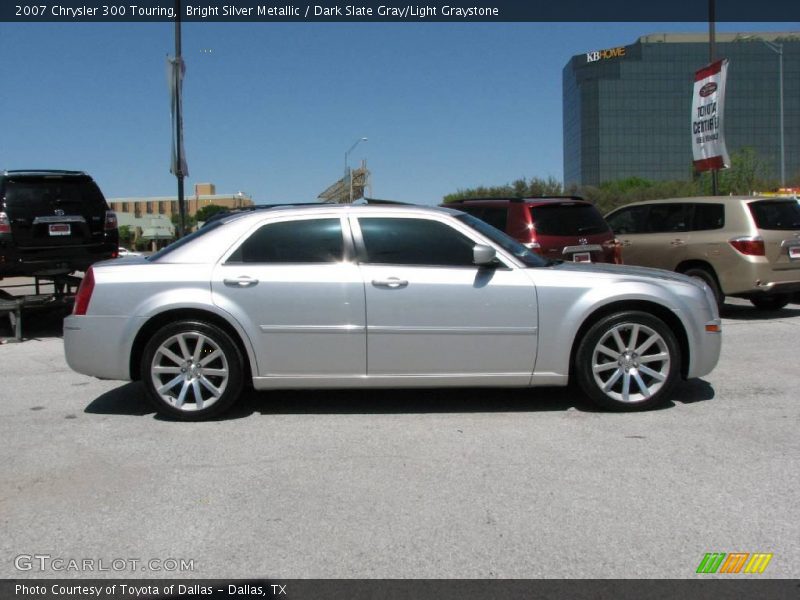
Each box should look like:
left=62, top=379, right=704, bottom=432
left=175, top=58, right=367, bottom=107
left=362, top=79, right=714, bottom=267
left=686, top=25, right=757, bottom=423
left=563, top=34, right=800, bottom=187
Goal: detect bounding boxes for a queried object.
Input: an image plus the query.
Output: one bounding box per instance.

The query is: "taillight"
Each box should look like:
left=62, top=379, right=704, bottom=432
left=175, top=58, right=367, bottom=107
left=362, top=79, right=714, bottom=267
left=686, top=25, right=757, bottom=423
left=73, top=267, right=95, bottom=315
left=0, top=211, right=10, bottom=234
left=104, top=210, right=118, bottom=231
left=729, top=236, right=765, bottom=256
left=603, top=238, right=624, bottom=264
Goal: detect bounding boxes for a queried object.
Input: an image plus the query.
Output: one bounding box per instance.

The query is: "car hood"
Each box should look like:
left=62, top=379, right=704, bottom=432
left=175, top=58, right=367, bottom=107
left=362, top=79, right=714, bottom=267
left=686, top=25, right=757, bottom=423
left=544, top=261, right=698, bottom=287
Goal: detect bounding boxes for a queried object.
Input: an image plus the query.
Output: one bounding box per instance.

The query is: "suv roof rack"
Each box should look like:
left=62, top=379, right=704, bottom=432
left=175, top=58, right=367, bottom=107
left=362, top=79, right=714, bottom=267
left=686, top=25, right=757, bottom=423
left=360, top=197, right=415, bottom=205
left=3, top=169, right=89, bottom=177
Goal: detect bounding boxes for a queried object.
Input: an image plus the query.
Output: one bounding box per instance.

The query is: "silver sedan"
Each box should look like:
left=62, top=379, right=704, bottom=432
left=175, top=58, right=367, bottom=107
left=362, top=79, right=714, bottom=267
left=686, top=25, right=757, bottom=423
left=64, top=204, right=721, bottom=420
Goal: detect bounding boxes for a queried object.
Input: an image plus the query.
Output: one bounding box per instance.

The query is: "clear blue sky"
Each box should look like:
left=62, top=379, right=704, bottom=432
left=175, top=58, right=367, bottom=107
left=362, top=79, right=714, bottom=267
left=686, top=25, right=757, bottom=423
left=0, top=21, right=792, bottom=205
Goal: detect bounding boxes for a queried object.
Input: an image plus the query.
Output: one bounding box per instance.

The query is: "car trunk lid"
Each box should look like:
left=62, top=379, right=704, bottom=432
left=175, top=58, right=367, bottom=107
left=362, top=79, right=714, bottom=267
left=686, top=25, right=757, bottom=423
left=748, top=199, right=800, bottom=271
left=529, top=203, right=615, bottom=263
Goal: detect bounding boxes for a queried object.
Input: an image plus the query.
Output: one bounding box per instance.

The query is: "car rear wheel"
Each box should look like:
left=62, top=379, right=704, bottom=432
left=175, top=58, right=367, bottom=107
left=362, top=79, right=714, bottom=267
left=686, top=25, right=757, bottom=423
left=750, top=294, right=791, bottom=311
left=683, top=267, right=724, bottom=311
left=141, top=320, right=244, bottom=420
left=575, top=311, right=680, bottom=411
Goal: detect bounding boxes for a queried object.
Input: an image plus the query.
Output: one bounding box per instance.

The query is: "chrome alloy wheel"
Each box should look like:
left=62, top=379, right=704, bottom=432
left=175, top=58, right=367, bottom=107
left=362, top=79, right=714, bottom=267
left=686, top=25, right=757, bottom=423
left=150, top=331, right=229, bottom=411
left=590, top=322, right=671, bottom=404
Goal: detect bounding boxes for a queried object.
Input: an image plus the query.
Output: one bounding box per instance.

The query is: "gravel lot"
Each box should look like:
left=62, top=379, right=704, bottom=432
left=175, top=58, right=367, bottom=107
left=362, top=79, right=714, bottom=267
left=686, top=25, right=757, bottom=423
left=1, top=295, right=799, bottom=579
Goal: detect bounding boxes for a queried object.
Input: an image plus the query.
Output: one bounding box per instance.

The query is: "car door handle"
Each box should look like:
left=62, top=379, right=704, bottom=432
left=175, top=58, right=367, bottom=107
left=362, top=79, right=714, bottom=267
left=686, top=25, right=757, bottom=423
left=670, top=239, right=687, bottom=246
left=223, top=276, right=259, bottom=288
left=372, top=278, right=408, bottom=289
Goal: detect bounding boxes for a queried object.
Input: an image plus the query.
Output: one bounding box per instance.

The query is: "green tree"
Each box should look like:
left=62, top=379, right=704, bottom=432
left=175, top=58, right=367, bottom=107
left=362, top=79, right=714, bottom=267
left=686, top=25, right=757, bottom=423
left=195, top=204, right=228, bottom=223
left=442, top=176, right=563, bottom=203
left=118, top=225, right=133, bottom=246
left=171, top=212, right=197, bottom=232
left=695, top=147, right=775, bottom=196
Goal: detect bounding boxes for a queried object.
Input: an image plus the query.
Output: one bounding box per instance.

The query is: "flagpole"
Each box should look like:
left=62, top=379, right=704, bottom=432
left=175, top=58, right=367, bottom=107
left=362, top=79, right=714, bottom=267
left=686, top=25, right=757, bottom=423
left=708, top=0, right=718, bottom=196
left=174, top=0, right=186, bottom=237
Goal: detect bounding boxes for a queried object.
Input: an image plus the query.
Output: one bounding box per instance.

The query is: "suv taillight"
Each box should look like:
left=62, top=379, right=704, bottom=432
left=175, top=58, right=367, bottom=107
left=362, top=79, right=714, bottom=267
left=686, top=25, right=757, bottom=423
left=729, top=236, right=766, bottom=256
left=603, top=238, right=624, bottom=264
left=0, top=211, right=10, bottom=234
left=73, top=267, right=95, bottom=315
left=104, top=210, right=118, bottom=231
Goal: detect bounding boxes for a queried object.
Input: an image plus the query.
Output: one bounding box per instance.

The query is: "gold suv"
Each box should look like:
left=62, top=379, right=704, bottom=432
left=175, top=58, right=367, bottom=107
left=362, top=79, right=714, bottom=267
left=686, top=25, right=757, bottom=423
left=605, top=196, right=800, bottom=310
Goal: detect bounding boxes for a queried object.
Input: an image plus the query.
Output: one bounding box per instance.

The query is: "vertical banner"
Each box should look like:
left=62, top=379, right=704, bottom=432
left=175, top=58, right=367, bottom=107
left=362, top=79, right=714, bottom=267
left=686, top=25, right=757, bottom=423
left=691, top=58, right=730, bottom=171
left=168, top=56, right=189, bottom=177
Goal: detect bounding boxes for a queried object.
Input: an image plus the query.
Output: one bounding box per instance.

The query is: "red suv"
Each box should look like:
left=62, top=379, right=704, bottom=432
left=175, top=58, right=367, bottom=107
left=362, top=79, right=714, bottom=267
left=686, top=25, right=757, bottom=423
left=444, top=197, right=621, bottom=264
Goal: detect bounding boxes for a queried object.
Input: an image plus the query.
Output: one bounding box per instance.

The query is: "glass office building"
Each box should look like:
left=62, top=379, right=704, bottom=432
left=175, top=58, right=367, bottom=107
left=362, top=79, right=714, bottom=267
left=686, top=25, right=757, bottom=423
left=563, top=33, right=799, bottom=187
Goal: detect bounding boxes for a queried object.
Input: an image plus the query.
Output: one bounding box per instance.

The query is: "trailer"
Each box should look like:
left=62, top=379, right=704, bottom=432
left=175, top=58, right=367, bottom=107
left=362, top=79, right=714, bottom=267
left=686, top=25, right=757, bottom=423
left=0, top=274, right=81, bottom=342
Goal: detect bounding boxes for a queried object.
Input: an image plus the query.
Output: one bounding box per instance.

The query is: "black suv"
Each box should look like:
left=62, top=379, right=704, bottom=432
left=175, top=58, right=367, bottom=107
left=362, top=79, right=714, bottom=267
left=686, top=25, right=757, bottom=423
left=0, top=170, right=118, bottom=278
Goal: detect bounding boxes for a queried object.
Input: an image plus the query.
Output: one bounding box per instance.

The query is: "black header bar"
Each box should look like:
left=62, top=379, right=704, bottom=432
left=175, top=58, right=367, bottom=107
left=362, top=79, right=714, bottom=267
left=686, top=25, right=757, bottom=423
left=3, top=0, right=800, bottom=22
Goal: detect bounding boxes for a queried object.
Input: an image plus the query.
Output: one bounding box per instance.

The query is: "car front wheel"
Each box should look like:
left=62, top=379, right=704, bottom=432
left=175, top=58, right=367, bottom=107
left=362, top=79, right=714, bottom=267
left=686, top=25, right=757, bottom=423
left=575, top=311, right=681, bottom=411
left=141, top=320, right=244, bottom=420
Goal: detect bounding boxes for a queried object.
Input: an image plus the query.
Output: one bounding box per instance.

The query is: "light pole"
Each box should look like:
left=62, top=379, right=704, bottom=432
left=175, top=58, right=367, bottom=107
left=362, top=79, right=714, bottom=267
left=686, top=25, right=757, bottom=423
left=344, top=137, right=367, bottom=203
left=761, top=40, right=785, bottom=188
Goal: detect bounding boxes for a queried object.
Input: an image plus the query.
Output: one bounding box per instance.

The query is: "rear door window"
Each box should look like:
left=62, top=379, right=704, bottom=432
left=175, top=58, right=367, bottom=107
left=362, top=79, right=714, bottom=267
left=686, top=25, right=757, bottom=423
left=227, top=218, right=344, bottom=263
left=691, top=203, right=725, bottom=231
left=529, top=204, right=610, bottom=236
left=647, top=204, right=691, bottom=233
left=748, top=200, right=800, bottom=231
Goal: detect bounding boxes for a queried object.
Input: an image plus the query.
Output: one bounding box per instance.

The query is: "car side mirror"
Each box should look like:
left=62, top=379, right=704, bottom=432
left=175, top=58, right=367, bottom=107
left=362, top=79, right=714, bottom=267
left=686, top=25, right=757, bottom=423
left=473, top=244, right=498, bottom=267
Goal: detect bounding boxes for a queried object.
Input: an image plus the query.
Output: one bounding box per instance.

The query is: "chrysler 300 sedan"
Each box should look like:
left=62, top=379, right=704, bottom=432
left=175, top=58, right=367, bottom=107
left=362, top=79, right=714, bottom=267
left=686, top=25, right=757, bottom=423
left=64, top=204, right=721, bottom=420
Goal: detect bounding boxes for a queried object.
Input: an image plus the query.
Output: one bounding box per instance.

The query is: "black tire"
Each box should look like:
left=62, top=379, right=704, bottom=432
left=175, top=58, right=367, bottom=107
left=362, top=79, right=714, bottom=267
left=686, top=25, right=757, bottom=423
left=141, top=320, right=244, bottom=420
left=750, top=294, right=791, bottom=311
left=683, top=267, right=724, bottom=311
left=575, top=311, right=681, bottom=411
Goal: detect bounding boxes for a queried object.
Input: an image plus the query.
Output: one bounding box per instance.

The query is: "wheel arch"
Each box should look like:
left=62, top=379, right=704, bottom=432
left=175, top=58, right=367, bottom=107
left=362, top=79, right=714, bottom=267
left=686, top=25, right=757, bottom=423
left=676, top=259, right=721, bottom=285
left=129, top=308, right=254, bottom=382
left=569, top=300, right=690, bottom=381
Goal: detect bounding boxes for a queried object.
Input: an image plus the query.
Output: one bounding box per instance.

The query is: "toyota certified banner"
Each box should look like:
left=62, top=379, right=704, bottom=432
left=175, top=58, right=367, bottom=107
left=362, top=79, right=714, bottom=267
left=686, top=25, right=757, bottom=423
left=691, top=58, right=730, bottom=172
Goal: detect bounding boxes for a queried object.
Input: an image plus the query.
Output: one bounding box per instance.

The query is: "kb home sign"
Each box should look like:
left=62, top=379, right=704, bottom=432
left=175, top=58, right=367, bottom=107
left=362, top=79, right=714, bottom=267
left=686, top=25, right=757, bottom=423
left=586, top=46, right=627, bottom=62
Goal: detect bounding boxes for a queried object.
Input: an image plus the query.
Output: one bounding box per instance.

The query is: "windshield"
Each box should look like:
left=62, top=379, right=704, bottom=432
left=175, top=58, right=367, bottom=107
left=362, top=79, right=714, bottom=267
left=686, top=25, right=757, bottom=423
left=455, top=213, right=550, bottom=267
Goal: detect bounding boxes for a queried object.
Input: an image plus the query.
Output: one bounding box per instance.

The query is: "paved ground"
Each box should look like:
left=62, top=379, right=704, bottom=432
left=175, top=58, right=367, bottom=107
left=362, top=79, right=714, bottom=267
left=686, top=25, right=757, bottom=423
left=1, top=295, right=798, bottom=579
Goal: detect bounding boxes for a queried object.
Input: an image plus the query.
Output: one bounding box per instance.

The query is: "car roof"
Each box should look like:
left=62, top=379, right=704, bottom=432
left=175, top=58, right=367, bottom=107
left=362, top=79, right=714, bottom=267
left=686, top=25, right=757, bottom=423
left=215, top=202, right=460, bottom=225
left=609, top=196, right=773, bottom=210
left=443, top=196, right=591, bottom=206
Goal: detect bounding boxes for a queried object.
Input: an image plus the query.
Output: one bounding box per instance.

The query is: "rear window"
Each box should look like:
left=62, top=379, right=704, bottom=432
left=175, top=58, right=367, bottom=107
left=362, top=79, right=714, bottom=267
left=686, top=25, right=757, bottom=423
left=530, top=203, right=610, bottom=236
left=4, top=178, right=107, bottom=216
left=748, top=200, right=800, bottom=231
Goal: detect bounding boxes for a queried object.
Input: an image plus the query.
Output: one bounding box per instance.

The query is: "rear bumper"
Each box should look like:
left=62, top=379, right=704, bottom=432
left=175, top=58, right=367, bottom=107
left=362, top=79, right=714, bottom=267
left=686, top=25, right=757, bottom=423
left=0, top=242, right=117, bottom=277
left=730, top=279, right=800, bottom=298
left=64, top=314, right=144, bottom=381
